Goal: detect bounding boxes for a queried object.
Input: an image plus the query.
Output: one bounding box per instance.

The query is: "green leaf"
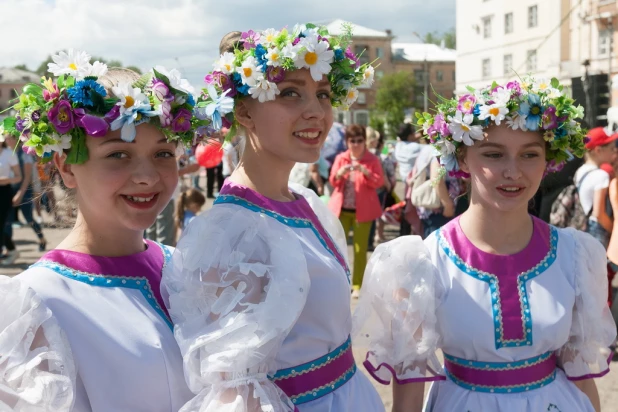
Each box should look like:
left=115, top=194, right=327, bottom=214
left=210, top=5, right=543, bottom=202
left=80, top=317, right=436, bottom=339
left=3, top=117, right=17, bottom=132
left=57, top=75, right=66, bottom=89
left=65, top=131, right=88, bottom=164
left=550, top=78, right=559, bottom=89
left=133, top=72, right=153, bottom=90
left=23, top=83, right=43, bottom=97
left=466, top=85, right=475, bottom=93
left=224, top=122, right=238, bottom=144
left=65, top=76, right=75, bottom=88
left=90, top=90, right=107, bottom=113
left=305, top=23, right=317, bottom=29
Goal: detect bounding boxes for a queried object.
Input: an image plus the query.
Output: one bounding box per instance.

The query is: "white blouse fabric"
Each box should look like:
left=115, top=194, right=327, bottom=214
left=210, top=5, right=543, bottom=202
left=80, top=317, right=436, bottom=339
left=163, top=181, right=383, bottom=412
left=0, top=241, right=192, bottom=411
left=354, top=216, right=617, bottom=412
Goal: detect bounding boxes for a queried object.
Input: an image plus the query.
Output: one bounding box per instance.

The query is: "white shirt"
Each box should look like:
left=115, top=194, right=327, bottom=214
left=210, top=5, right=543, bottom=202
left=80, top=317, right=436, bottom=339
left=394, top=141, right=422, bottom=181
left=0, top=148, right=18, bottom=179
left=574, top=164, right=610, bottom=217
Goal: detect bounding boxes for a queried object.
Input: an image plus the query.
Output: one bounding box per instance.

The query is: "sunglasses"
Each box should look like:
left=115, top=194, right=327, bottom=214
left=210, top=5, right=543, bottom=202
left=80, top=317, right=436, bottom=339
left=347, top=138, right=365, bottom=144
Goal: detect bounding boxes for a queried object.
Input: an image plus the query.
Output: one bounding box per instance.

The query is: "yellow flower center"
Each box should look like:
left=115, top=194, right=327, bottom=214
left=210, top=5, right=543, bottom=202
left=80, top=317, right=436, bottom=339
left=461, top=124, right=471, bottom=132
left=531, top=106, right=540, bottom=115
left=305, top=52, right=318, bottom=65
left=243, top=67, right=253, bottom=77
left=348, top=90, right=355, bottom=99
left=136, top=113, right=142, bottom=121
left=266, top=34, right=275, bottom=42
left=69, top=63, right=78, bottom=70
left=177, top=116, right=185, bottom=124
left=463, top=101, right=473, bottom=110
left=58, top=108, right=69, bottom=122
left=489, top=107, right=500, bottom=116
left=539, top=83, right=548, bottom=89
left=224, top=64, right=231, bottom=72
left=124, top=96, right=135, bottom=108
left=271, top=53, right=279, bottom=61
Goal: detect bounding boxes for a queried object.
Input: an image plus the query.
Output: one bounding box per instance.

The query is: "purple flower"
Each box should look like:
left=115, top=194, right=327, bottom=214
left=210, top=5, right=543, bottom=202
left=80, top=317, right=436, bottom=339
left=292, top=37, right=301, bottom=46
left=43, top=84, right=60, bottom=102
left=74, top=108, right=109, bottom=137
left=457, top=94, right=476, bottom=115
left=48, top=100, right=75, bottom=134
left=159, top=101, right=173, bottom=127
left=583, top=136, right=591, bottom=145
left=427, top=114, right=450, bottom=137
left=31, top=111, right=41, bottom=122
left=266, top=66, right=286, bottom=83
left=104, top=105, right=120, bottom=124
left=241, top=30, right=260, bottom=49
left=22, top=145, right=36, bottom=156
left=151, top=79, right=171, bottom=102
left=448, top=169, right=471, bottom=179
left=506, top=81, right=521, bottom=96
left=542, top=106, right=558, bottom=130
left=15, top=116, right=29, bottom=133
left=545, top=159, right=565, bottom=176
left=171, top=108, right=192, bottom=133
left=345, top=47, right=360, bottom=68
left=221, top=117, right=232, bottom=129
left=219, top=74, right=237, bottom=98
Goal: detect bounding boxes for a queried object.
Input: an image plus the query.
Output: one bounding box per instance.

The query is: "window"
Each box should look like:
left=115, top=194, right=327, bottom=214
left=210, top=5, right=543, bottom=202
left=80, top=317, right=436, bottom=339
left=452, top=70, right=456, bottom=81
left=483, top=16, right=492, bottom=39
left=11, top=90, right=18, bottom=98
left=415, top=89, right=424, bottom=108
left=354, top=111, right=369, bottom=126
left=337, top=112, right=346, bottom=124
left=436, top=70, right=444, bottom=82
left=414, top=69, right=426, bottom=83
left=503, top=54, right=513, bottom=75
left=376, top=47, right=384, bottom=58
left=526, top=50, right=537, bottom=71
left=599, top=29, right=611, bottom=56
left=355, top=45, right=369, bottom=64
left=528, top=5, right=538, bottom=28
left=482, top=58, right=491, bottom=79
left=505, top=12, right=513, bottom=34
left=357, top=92, right=367, bottom=104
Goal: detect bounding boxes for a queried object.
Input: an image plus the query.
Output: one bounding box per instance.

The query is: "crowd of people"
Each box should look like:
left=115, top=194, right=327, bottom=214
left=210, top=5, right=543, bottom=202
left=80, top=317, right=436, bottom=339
left=0, top=21, right=616, bottom=412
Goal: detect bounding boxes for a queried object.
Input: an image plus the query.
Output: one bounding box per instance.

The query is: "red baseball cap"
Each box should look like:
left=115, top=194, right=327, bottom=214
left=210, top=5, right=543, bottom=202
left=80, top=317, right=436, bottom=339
left=585, top=127, right=618, bottom=149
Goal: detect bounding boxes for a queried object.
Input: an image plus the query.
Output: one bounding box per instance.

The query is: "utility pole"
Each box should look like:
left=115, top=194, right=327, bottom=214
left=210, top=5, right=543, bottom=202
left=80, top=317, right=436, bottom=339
left=608, top=15, right=614, bottom=106
left=412, top=32, right=429, bottom=112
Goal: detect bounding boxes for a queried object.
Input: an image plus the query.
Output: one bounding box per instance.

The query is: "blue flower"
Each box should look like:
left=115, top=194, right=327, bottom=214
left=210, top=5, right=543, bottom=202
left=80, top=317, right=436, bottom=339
left=67, top=79, right=106, bottom=108
left=232, top=72, right=251, bottom=96
left=334, top=49, right=345, bottom=61
left=186, top=94, right=195, bottom=107
left=255, top=44, right=269, bottom=72
left=473, top=104, right=481, bottom=116
left=519, top=94, right=543, bottom=131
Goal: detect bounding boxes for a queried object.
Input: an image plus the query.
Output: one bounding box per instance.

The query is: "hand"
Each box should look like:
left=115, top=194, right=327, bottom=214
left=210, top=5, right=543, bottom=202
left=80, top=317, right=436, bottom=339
left=358, top=165, right=370, bottom=176
left=317, top=186, right=324, bottom=196
left=337, top=165, right=353, bottom=179
left=12, top=191, right=24, bottom=207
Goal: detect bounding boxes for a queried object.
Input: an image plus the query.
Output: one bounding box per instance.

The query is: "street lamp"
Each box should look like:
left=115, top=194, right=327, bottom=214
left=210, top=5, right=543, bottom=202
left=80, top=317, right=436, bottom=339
left=412, top=32, right=429, bottom=112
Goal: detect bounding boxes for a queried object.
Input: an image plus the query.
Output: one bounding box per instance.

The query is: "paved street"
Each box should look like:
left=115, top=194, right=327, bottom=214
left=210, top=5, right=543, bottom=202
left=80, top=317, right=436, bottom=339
left=2, top=194, right=617, bottom=410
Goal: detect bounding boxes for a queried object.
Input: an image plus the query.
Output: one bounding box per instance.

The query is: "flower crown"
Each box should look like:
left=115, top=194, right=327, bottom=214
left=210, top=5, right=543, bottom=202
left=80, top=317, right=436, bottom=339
left=2, top=49, right=203, bottom=164
left=195, top=22, right=376, bottom=138
left=416, top=76, right=587, bottom=176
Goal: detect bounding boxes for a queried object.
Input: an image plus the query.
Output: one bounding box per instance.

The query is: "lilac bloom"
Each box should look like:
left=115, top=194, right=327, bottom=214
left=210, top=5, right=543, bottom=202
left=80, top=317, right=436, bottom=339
left=241, top=30, right=260, bottom=49
left=171, top=108, right=192, bottom=133
left=457, top=95, right=476, bottom=115
left=542, top=106, right=558, bottom=130
left=48, top=100, right=75, bottom=134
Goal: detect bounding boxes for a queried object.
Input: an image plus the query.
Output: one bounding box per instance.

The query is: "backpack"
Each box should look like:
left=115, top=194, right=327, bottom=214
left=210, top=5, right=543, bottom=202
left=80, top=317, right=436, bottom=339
left=549, top=170, right=593, bottom=230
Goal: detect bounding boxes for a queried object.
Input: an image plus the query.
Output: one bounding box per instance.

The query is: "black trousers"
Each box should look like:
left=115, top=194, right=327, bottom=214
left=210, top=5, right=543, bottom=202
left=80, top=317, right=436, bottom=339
left=0, top=185, right=13, bottom=251
left=206, top=163, right=224, bottom=197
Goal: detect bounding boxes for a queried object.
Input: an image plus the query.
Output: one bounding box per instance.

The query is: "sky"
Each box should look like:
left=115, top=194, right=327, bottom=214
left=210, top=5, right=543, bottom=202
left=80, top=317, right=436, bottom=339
left=1, top=0, right=455, bottom=87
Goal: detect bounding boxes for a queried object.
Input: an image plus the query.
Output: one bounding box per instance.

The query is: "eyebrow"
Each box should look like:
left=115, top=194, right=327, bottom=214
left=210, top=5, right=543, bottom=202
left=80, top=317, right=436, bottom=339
left=478, top=141, right=544, bottom=149
left=279, top=78, right=331, bottom=88
left=99, top=137, right=169, bottom=145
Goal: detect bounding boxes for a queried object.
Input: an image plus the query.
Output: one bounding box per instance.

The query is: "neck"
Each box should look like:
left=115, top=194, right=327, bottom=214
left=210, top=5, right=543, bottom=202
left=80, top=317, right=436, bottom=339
left=229, top=138, right=296, bottom=201
left=585, top=157, right=601, bottom=167
left=350, top=149, right=365, bottom=159
left=56, top=212, right=147, bottom=257
left=459, top=198, right=533, bottom=255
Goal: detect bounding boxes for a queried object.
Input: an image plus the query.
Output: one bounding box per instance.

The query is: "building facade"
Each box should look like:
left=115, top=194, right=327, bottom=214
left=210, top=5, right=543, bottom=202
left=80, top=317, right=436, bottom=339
left=0, top=68, right=39, bottom=115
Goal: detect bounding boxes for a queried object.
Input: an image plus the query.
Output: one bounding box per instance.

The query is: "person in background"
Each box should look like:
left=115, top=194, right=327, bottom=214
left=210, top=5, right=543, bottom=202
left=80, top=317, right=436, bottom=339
left=395, top=123, right=422, bottom=236
left=329, top=124, right=384, bottom=298
left=0, top=134, right=22, bottom=264
left=222, top=132, right=241, bottom=180
left=574, top=127, right=618, bottom=248
left=175, top=187, right=205, bottom=236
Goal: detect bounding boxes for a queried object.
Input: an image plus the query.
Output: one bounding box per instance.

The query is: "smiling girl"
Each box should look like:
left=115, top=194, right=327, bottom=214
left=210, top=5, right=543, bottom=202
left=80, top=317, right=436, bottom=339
left=354, top=77, right=617, bottom=412
left=162, top=24, right=384, bottom=411
left=0, top=51, right=199, bottom=410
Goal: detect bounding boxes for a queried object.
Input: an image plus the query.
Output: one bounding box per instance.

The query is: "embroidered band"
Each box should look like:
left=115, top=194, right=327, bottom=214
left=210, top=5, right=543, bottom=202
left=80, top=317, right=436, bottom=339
left=443, top=351, right=557, bottom=394
left=270, top=336, right=356, bottom=405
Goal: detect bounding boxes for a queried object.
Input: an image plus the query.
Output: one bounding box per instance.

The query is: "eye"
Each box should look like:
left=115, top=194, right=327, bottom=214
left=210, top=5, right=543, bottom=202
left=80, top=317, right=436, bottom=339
left=522, top=152, right=541, bottom=159
left=317, top=91, right=332, bottom=100
left=280, top=89, right=300, bottom=98
left=107, top=152, right=128, bottom=159
left=482, top=152, right=502, bottom=159
left=156, top=150, right=175, bottom=158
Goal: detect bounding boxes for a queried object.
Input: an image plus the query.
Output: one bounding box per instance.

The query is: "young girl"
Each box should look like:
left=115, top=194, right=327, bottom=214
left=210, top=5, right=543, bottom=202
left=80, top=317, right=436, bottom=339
left=163, top=24, right=384, bottom=411
left=0, top=135, right=22, bottom=263
left=0, top=51, right=200, bottom=410
left=175, top=187, right=205, bottom=233
left=354, top=77, right=617, bottom=411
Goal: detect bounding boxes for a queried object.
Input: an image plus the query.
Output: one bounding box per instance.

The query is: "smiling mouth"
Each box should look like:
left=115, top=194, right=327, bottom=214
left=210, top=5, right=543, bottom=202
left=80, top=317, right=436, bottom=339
left=498, top=187, right=524, bottom=193
left=293, top=131, right=321, bottom=139
left=125, top=195, right=156, bottom=203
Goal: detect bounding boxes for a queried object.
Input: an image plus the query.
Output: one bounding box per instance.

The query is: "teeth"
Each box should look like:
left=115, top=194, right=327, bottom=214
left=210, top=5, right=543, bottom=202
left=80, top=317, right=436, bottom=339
left=127, top=195, right=155, bottom=202
left=501, top=187, right=521, bottom=192
left=295, top=131, right=320, bottom=139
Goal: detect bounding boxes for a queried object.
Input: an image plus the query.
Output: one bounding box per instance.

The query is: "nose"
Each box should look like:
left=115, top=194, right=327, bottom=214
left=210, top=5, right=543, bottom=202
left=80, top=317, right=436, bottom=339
left=302, top=94, right=326, bottom=121
left=131, top=157, right=161, bottom=186
left=503, top=158, right=523, bottom=180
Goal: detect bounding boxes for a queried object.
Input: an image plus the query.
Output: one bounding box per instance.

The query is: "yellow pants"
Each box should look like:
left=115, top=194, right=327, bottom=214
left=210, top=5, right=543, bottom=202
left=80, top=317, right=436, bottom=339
left=339, top=210, right=372, bottom=290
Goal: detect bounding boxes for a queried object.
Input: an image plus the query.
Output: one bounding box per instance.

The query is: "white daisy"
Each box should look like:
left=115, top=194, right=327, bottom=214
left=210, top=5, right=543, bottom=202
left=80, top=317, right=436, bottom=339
left=533, top=78, right=552, bottom=93
left=265, top=48, right=283, bottom=67
left=506, top=113, right=528, bottom=131
left=47, top=49, right=92, bottom=79
left=44, top=134, right=72, bottom=154
left=448, top=110, right=484, bottom=146
left=84, top=61, right=108, bottom=78
left=361, top=66, right=375, bottom=87
left=295, top=36, right=335, bottom=81
left=478, top=102, right=509, bottom=125
left=154, top=66, right=195, bottom=95
left=491, top=87, right=511, bottom=105
left=236, top=56, right=263, bottom=87
left=261, top=28, right=280, bottom=46
left=112, top=82, right=151, bottom=115
left=213, top=52, right=236, bottom=75
left=249, top=79, right=280, bottom=103
left=281, top=43, right=300, bottom=60
left=473, top=89, right=487, bottom=105
left=345, top=88, right=359, bottom=106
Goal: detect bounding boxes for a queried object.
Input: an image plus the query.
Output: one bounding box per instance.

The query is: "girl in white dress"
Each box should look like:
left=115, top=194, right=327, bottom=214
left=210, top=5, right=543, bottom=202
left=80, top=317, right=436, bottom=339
left=162, top=23, right=384, bottom=411
left=0, top=51, right=203, bottom=411
left=354, top=77, right=617, bottom=411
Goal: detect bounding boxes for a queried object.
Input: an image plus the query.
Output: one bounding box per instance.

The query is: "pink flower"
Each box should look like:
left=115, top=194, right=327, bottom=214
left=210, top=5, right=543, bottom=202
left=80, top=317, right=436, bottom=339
left=506, top=81, right=521, bottom=96
left=43, top=83, right=60, bottom=102
left=48, top=100, right=75, bottom=134
left=427, top=114, right=450, bottom=137
left=159, top=101, right=173, bottom=127
left=457, top=95, right=476, bottom=114
left=151, top=79, right=171, bottom=102
left=241, top=30, right=260, bottom=49
left=542, top=106, right=558, bottom=130
left=266, top=66, right=286, bottom=83
left=171, top=108, right=192, bottom=133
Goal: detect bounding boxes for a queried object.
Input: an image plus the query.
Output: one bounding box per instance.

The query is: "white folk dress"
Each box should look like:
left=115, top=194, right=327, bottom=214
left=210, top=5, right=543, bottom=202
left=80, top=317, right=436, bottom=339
left=163, top=181, right=384, bottom=412
left=354, top=216, right=617, bottom=412
left=0, top=241, right=192, bottom=411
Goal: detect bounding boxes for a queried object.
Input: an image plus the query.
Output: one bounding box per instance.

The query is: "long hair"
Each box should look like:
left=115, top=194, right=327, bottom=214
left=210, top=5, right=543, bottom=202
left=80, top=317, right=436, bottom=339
left=175, top=188, right=206, bottom=231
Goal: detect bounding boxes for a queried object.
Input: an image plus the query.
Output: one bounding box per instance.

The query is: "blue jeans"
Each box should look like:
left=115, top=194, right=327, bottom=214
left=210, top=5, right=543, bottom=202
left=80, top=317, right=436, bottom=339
left=4, top=187, right=44, bottom=250
left=587, top=219, right=610, bottom=249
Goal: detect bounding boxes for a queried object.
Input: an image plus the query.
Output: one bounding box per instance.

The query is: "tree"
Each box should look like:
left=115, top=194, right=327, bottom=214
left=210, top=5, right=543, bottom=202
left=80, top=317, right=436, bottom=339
left=34, top=52, right=142, bottom=76
left=13, top=64, right=30, bottom=71
left=372, top=72, right=416, bottom=138
left=125, top=65, right=142, bottom=74
left=423, top=28, right=456, bottom=49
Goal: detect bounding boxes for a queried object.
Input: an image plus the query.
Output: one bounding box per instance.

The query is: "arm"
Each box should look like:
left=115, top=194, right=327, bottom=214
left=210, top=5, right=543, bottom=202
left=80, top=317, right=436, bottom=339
left=357, top=156, right=384, bottom=189
left=574, top=379, right=601, bottom=412
left=178, top=162, right=200, bottom=176
left=430, top=159, right=455, bottom=217
left=329, top=155, right=348, bottom=188
left=309, top=163, right=324, bottom=195
left=592, top=187, right=613, bottom=233
left=392, top=381, right=425, bottom=412
left=13, top=161, right=33, bottom=206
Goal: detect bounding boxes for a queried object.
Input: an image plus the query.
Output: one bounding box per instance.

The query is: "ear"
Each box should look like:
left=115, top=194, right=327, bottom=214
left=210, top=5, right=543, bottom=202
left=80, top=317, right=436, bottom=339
left=457, top=147, right=470, bottom=174
left=234, top=99, right=255, bottom=131
left=53, top=152, right=77, bottom=189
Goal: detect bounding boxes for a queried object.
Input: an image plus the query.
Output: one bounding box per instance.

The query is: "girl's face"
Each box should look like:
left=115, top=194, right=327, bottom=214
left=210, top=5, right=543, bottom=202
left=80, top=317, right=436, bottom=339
left=239, top=68, right=334, bottom=164
left=460, top=125, right=546, bottom=214
left=58, top=123, right=178, bottom=233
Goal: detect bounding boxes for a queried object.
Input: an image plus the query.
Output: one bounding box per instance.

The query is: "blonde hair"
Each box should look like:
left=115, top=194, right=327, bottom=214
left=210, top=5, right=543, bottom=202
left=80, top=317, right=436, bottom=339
left=366, top=126, right=380, bottom=145
left=97, top=67, right=141, bottom=96
left=219, top=31, right=242, bottom=54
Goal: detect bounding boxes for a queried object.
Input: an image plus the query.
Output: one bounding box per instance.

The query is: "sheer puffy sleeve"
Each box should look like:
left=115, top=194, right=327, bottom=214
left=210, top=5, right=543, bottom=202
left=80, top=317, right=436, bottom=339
left=0, top=276, right=76, bottom=411
left=162, top=205, right=310, bottom=412
left=352, top=235, right=445, bottom=385
left=557, top=229, right=617, bottom=380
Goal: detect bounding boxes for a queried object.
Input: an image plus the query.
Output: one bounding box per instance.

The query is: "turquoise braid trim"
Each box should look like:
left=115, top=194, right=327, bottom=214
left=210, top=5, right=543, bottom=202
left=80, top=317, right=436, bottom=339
left=215, top=194, right=351, bottom=284
left=31, top=242, right=173, bottom=330
left=443, top=350, right=553, bottom=371
left=437, top=226, right=559, bottom=349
